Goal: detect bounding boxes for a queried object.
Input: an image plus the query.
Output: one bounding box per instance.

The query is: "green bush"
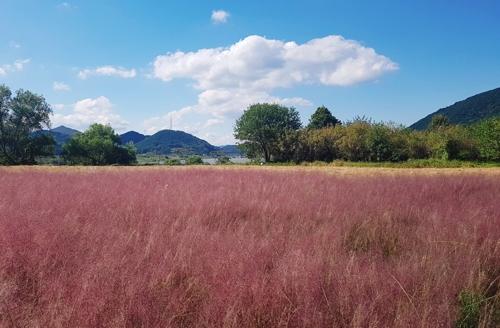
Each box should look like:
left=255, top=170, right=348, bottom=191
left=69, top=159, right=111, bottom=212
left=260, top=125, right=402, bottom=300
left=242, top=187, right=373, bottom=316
left=164, top=158, right=181, bottom=165
left=233, top=105, right=500, bottom=164
left=216, top=156, right=231, bottom=165
left=186, top=155, right=203, bottom=165
left=470, top=117, right=500, bottom=161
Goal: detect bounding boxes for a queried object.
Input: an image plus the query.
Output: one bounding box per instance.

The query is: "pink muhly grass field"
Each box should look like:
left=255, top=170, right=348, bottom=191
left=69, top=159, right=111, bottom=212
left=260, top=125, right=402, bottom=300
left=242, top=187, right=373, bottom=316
left=0, top=168, right=499, bottom=327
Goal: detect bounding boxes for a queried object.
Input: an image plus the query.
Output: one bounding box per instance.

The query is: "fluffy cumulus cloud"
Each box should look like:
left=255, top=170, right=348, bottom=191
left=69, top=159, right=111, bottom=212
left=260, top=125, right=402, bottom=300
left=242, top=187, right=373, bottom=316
left=53, top=81, right=71, bottom=92
left=211, top=10, right=230, bottom=24
left=52, top=96, right=128, bottom=132
left=149, top=35, right=398, bottom=144
left=78, top=66, right=136, bottom=79
left=0, top=59, right=30, bottom=76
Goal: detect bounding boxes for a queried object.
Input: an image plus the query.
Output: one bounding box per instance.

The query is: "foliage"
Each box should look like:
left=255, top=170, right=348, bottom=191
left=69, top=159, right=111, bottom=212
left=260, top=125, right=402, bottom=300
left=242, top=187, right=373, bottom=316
left=429, top=114, right=450, bottom=130
left=216, top=156, right=231, bottom=164
left=164, top=158, right=182, bottom=165
left=186, top=155, right=203, bottom=165
left=62, top=124, right=136, bottom=165
left=456, top=290, right=482, bottom=328
left=234, top=106, right=499, bottom=163
left=234, top=103, right=301, bottom=162
left=470, top=117, right=500, bottom=161
left=0, top=85, right=54, bottom=164
left=307, top=106, right=341, bottom=129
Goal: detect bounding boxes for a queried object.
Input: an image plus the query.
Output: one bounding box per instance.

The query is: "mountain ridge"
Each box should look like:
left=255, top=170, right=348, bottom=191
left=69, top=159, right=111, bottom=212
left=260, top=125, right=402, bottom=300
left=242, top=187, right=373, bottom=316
left=45, top=126, right=239, bottom=156
left=410, top=87, right=500, bottom=130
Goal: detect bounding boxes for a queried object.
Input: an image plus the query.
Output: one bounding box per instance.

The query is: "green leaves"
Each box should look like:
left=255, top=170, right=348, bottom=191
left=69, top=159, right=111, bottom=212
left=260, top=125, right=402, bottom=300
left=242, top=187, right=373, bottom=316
left=234, top=103, right=301, bottom=162
left=307, top=106, right=341, bottom=129
left=62, top=123, right=136, bottom=165
left=0, top=85, right=54, bottom=164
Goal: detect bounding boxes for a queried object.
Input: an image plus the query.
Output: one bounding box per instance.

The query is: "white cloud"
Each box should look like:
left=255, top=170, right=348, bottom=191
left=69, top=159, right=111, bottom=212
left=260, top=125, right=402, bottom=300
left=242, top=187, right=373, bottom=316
left=148, top=35, right=398, bottom=144
left=53, top=81, right=71, bottom=92
left=153, top=35, right=397, bottom=89
left=78, top=66, right=137, bottom=79
left=211, top=10, right=230, bottom=24
left=13, top=59, right=30, bottom=71
left=0, top=58, right=30, bottom=76
left=52, top=104, right=66, bottom=111
left=9, top=41, right=21, bottom=49
left=51, top=96, right=128, bottom=131
left=57, top=2, right=75, bottom=10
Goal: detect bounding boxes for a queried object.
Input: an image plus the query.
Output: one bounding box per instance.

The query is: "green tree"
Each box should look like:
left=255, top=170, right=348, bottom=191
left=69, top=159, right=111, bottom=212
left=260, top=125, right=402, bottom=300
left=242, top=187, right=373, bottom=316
left=338, top=118, right=372, bottom=161
left=470, top=117, right=500, bottom=161
left=62, top=124, right=136, bottom=165
left=307, top=106, right=341, bottom=129
left=428, top=114, right=450, bottom=130
left=234, top=103, right=301, bottom=162
left=216, top=156, right=231, bottom=165
left=0, top=85, right=54, bottom=164
left=298, top=127, right=344, bottom=162
left=365, top=123, right=409, bottom=162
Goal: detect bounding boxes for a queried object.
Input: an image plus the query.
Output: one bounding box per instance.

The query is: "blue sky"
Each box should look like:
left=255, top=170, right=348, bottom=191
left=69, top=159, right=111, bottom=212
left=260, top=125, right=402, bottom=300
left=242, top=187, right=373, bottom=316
left=1, top=0, right=499, bottom=144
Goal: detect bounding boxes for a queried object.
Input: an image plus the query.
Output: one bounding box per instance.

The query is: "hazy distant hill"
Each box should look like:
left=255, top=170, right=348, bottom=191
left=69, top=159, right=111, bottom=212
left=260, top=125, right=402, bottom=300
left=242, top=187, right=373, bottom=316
left=33, top=126, right=81, bottom=154
left=410, top=87, right=500, bottom=130
left=134, top=129, right=218, bottom=155
left=39, top=126, right=240, bottom=157
left=51, top=125, right=80, bottom=137
left=120, top=131, right=148, bottom=144
left=218, top=145, right=241, bottom=156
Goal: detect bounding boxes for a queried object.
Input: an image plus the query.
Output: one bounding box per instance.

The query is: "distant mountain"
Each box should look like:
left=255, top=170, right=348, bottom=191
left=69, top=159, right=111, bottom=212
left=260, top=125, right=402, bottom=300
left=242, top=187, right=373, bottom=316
left=33, top=126, right=81, bottom=154
left=135, top=129, right=218, bottom=155
left=410, top=87, right=500, bottom=130
left=51, top=125, right=80, bottom=137
left=120, top=131, right=148, bottom=144
left=218, top=145, right=241, bottom=156
left=35, top=126, right=243, bottom=157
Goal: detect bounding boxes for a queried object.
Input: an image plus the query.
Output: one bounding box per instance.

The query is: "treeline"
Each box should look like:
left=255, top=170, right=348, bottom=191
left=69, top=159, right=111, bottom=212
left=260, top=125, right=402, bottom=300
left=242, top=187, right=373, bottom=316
left=0, top=85, right=136, bottom=165
left=234, top=104, right=500, bottom=163
left=2, top=84, right=499, bottom=166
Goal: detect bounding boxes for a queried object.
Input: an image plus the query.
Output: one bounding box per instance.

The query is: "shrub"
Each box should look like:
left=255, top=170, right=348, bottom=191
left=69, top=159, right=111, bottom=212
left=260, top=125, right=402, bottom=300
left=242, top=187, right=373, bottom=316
left=470, top=117, right=500, bottom=161
left=216, top=156, right=231, bottom=165
left=186, top=155, right=203, bottom=165
left=164, top=158, right=182, bottom=165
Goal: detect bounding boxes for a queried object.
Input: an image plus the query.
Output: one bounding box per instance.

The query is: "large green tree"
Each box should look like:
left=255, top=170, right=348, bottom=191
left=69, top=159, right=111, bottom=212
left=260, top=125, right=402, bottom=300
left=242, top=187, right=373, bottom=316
left=0, top=85, right=54, bottom=164
left=234, top=103, right=301, bottom=162
left=470, top=117, right=500, bottom=161
left=62, top=124, right=136, bottom=165
left=307, top=106, right=341, bottom=129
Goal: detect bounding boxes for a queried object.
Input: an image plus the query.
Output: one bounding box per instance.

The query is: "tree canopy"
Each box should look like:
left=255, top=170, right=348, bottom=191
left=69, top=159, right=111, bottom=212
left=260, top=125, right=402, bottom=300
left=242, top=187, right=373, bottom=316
left=0, top=85, right=54, bottom=164
left=429, top=114, right=450, bottom=130
left=62, top=124, right=136, bottom=165
left=234, top=103, right=301, bottom=162
left=307, top=106, right=341, bottom=129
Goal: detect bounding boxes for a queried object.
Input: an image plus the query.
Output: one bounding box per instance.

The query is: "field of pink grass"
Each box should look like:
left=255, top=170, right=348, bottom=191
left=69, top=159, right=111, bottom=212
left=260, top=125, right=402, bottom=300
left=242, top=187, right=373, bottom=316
left=0, top=167, right=499, bottom=327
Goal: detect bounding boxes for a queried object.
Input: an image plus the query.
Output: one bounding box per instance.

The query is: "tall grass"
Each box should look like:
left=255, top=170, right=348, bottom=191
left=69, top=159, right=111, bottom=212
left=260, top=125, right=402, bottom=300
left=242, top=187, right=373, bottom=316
left=0, top=168, right=498, bottom=327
